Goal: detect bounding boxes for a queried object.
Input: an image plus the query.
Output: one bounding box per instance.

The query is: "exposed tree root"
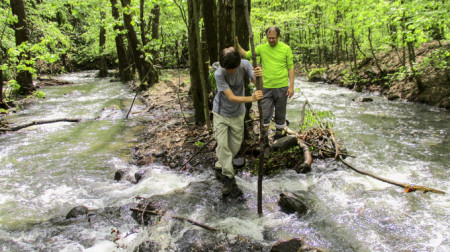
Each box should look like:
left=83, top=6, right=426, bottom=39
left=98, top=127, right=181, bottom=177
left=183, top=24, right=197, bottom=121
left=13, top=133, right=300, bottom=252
left=0, top=118, right=81, bottom=132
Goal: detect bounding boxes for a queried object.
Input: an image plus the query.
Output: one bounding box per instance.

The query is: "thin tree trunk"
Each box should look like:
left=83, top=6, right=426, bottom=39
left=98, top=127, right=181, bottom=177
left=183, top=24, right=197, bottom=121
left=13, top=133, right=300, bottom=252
left=351, top=28, right=357, bottom=69
left=121, top=0, right=157, bottom=87
left=97, top=11, right=108, bottom=77
left=192, top=0, right=212, bottom=131
left=10, top=0, right=34, bottom=95
left=139, top=0, right=146, bottom=46
left=368, top=28, right=383, bottom=73
left=110, top=0, right=132, bottom=82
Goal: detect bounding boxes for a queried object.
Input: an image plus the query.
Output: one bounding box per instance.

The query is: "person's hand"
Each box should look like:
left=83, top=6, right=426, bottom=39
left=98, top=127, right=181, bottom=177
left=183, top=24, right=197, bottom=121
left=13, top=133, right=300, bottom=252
left=253, top=90, right=263, bottom=101
left=253, top=66, right=262, bottom=77
left=286, top=86, right=294, bottom=98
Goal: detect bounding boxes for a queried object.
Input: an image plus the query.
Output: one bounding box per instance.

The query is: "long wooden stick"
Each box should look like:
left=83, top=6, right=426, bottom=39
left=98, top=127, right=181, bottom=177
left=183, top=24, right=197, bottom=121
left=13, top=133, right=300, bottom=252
left=338, top=156, right=445, bottom=194
left=243, top=0, right=264, bottom=216
left=130, top=207, right=219, bottom=232
left=0, top=118, right=81, bottom=132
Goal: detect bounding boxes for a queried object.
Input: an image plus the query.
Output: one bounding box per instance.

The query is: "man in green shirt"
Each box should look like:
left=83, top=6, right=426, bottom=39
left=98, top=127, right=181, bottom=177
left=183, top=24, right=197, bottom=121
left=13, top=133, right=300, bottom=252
left=237, top=26, right=295, bottom=141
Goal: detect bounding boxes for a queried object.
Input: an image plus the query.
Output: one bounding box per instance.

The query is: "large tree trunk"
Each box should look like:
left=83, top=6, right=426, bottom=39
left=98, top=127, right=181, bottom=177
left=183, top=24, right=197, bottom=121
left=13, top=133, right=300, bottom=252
left=218, top=0, right=235, bottom=50
left=121, top=0, right=158, bottom=88
left=10, top=0, right=34, bottom=95
left=110, top=0, right=132, bottom=82
left=187, top=0, right=207, bottom=124
left=97, top=11, right=108, bottom=77
left=202, top=0, right=218, bottom=63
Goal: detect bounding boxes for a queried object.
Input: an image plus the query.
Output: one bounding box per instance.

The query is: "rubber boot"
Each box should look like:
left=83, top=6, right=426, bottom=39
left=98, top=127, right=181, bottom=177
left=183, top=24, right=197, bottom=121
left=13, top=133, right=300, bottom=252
left=222, top=176, right=243, bottom=197
left=274, top=128, right=285, bottom=141
left=215, top=169, right=226, bottom=181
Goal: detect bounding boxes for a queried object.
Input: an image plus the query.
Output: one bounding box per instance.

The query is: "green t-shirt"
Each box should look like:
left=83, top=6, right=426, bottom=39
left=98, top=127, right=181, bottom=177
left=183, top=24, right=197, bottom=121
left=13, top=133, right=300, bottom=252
left=246, top=42, right=294, bottom=89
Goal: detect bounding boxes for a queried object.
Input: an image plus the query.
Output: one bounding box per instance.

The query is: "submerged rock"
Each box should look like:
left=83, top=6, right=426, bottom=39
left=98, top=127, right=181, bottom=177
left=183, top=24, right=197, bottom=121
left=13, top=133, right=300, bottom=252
left=271, top=238, right=303, bottom=252
left=278, top=192, right=309, bottom=216
left=66, top=206, right=89, bottom=219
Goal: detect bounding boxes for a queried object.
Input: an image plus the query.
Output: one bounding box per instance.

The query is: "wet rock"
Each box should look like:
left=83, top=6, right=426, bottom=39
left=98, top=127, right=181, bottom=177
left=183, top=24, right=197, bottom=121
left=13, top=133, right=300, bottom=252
left=175, top=229, right=266, bottom=251
left=388, top=94, right=400, bottom=101
left=134, top=170, right=146, bottom=183
left=114, top=169, right=125, bottom=181
left=133, top=241, right=161, bottom=252
left=66, top=206, right=89, bottom=219
left=295, top=163, right=311, bottom=174
left=359, top=97, right=373, bottom=102
left=232, top=157, right=245, bottom=169
left=271, top=238, right=303, bottom=252
left=155, top=151, right=166, bottom=158
left=278, top=192, right=309, bottom=216
left=272, top=135, right=298, bottom=150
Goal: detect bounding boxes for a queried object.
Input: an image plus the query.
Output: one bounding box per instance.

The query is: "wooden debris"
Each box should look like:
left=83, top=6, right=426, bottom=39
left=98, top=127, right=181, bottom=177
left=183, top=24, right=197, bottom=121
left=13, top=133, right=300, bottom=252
left=0, top=118, right=81, bottom=132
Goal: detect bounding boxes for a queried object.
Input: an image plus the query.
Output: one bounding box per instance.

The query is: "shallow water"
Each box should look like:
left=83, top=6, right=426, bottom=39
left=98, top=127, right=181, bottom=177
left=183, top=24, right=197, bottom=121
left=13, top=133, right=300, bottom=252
left=0, top=73, right=448, bottom=251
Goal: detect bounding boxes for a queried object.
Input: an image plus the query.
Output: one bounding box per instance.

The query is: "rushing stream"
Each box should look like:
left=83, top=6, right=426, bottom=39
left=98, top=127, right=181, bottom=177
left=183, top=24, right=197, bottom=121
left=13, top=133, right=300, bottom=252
left=0, top=72, right=448, bottom=251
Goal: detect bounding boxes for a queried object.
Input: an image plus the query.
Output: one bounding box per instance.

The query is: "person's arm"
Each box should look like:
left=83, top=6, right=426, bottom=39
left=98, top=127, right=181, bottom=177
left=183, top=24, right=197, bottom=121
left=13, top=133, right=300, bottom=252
left=235, top=37, right=247, bottom=58
left=223, top=89, right=263, bottom=103
left=287, top=68, right=295, bottom=98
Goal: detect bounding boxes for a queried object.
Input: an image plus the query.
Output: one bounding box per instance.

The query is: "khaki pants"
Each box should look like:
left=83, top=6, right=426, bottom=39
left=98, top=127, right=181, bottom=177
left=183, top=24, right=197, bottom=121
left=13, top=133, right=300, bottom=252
left=213, top=111, right=245, bottom=179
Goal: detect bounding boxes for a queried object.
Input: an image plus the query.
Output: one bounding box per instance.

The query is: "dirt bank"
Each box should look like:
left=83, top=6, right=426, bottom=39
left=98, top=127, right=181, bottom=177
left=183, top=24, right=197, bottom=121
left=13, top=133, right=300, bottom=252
left=323, top=41, right=449, bottom=109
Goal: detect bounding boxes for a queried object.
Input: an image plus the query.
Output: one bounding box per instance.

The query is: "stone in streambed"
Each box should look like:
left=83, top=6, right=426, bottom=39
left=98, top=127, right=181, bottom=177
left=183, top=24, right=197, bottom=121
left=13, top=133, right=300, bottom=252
left=66, top=206, right=89, bottom=219
left=114, top=169, right=125, bottom=181
left=270, top=238, right=303, bottom=252
left=278, top=192, right=309, bottom=216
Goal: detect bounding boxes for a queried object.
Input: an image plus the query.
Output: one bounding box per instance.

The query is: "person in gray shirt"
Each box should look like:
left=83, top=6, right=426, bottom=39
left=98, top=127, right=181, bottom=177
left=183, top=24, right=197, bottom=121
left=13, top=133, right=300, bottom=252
left=213, top=47, right=263, bottom=197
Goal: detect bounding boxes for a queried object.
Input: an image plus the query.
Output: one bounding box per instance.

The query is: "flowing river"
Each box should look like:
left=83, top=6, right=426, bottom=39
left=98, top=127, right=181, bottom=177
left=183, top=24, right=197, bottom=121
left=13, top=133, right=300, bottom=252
left=0, top=72, right=448, bottom=251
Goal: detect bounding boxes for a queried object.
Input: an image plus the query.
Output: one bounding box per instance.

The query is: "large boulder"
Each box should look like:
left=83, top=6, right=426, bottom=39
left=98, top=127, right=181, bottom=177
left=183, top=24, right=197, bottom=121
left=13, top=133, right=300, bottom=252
left=278, top=192, right=309, bottom=216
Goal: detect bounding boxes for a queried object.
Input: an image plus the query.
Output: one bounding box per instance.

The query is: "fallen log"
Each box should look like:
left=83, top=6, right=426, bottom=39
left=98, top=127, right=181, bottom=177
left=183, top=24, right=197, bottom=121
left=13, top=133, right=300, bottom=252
left=0, top=118, right=81, bottom=132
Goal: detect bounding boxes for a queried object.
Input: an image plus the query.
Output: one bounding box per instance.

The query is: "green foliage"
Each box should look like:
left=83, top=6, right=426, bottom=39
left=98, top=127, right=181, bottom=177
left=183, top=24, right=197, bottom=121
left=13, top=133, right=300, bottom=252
left=340, top=69, right=362, bottom=86
left=195, top=141, right=205, bottom=148
left=308, top=68, right=326, bottom=78
left=301, top=110, right=335, bottom=131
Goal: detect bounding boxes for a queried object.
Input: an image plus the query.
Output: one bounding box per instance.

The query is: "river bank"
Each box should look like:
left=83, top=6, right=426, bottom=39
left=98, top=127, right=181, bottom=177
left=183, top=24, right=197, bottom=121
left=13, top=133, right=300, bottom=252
left=315, top=40, right=449, bottom=109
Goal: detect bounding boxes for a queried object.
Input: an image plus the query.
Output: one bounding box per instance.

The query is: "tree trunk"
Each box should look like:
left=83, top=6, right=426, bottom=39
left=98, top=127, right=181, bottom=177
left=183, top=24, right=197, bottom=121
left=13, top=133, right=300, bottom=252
left=235, top=0, right=252, bottom=140
left=202, top=0, right=218, bottom=63
left=97, top=11, right=108, bottom=78
left=368, top=28, right=383, bottom=73
left=140, top=0, right=146, bottom=46
left=187, top=0, right=206, bottom=124
left=10, top=0, right=34, bottom=95
left=110, top=0, right=132, bottom=82
left=121, top=0, right=157, bottom=87
left=150, top=5, right=160, bottom=40
left=193, top=0, right=212, bottom=131
left=218, top=0, right=235, bottom=50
